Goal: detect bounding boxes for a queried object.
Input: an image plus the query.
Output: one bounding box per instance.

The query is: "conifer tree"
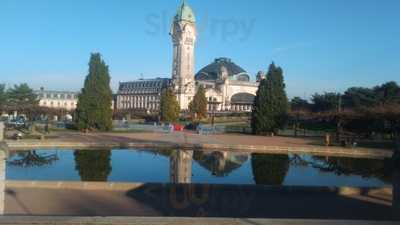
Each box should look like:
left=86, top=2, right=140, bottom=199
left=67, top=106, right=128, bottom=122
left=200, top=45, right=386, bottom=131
left=76, top=53, right=113, bottom=131
left=251, top=63, right=288, bottom=135
left=189, top=85, right=208, bottom=121
left=6, top=83, right=38, bottom=107
left=0, top=84, right=6, bottom=110
left=160, top=88, right=180, bottom=123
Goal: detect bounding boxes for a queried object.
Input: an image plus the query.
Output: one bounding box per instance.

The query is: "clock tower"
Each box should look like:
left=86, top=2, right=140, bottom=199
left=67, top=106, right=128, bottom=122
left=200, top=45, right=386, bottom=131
left=170, top=1, right=197, bottom=110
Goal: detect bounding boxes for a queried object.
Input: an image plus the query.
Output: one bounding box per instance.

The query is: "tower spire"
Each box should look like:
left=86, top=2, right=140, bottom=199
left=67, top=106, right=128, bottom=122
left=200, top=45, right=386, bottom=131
left=174, top=0, right=195, bottom=23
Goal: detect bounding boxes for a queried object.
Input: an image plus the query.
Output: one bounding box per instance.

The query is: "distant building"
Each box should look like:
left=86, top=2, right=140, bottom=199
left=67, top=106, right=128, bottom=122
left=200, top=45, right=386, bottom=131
left=195, top=57, right=258, bottom=112
left=35, top=88, right=79, bottom=111
left=115, top=2, right=260, bottom=113
left=115, top=78, right=171, bottom=111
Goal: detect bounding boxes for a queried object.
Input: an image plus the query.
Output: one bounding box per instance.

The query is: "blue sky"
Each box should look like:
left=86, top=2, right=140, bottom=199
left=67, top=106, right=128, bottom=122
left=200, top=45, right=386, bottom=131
left=0, top=0, right=399, bottom=99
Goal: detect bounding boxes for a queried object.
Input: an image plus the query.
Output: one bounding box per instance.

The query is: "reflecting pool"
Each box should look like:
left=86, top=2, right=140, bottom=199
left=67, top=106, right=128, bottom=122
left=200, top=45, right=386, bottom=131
left=6, top=149, right=393, bottom=187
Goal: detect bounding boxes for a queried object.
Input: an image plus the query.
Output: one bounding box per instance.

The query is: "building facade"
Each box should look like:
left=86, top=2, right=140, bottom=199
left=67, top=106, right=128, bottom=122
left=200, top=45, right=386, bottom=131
left=115, top=78, right=171, bottom=111
left=115, top=1, right=260, bottom=112
left=196, top=57, right=259, bottom=112
left=35, top=88, right=79, bottom=111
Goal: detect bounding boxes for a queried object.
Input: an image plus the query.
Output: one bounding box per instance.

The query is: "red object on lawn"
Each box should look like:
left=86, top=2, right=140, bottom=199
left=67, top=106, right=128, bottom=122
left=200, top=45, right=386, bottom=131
left=173, top=124, right=184, bottom=131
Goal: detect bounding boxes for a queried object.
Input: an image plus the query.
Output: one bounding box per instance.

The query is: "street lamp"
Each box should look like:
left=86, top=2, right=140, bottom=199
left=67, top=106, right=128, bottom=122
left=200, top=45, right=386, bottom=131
left=210, top=98, right=219, bottom=127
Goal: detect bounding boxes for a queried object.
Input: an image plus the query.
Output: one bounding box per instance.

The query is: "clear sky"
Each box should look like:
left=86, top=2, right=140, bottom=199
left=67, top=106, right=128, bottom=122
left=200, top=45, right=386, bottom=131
left=1, top=0, right=399, bottom=99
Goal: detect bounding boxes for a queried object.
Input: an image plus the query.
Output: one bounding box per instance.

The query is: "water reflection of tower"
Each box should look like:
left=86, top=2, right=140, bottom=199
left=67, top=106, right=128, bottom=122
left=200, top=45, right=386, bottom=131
left=194, top=151, right=249, bottom=177
left=170, top=150, right=193, bottom=184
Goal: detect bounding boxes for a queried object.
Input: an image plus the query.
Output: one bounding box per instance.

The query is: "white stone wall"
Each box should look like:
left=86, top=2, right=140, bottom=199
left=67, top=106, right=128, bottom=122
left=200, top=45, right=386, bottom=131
left=36, top=90, right=79, bottom=111
left=116, top=94, right=160, bottom=111
left=39, top=99, right=78, bottom=111
left=200, top=80, right=258, bottom=111
left=226, top=82, right=258, bottom=100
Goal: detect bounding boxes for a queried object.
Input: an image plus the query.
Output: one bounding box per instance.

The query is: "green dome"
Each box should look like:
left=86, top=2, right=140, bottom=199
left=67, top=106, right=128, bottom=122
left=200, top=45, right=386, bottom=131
left=174, top=1, right=196, bottom=23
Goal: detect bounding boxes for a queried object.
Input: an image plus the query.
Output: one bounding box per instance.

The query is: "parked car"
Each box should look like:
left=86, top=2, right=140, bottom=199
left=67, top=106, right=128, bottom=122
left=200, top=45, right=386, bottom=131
left=6, top=119, right=25, bottom=128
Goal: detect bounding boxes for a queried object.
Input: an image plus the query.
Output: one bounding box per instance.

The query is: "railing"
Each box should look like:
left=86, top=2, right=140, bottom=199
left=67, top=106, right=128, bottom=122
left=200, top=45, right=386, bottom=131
left=113, top=122, right=173, bottom=133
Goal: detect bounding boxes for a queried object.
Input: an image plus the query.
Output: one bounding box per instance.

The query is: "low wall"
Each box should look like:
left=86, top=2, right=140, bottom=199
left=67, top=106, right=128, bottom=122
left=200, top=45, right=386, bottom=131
left=4, top=140, right=393, bottom=159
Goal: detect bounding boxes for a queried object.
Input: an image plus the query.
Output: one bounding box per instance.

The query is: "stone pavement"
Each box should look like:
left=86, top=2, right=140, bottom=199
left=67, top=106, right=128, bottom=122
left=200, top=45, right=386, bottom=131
left=3, top=182, right=398, bottom=221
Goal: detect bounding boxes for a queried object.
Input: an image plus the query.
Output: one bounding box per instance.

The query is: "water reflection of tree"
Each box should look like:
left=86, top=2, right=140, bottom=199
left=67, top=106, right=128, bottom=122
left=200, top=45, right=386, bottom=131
left=7, top=150, right=59, bottom=167
left=74, top=150, right=112, bottom=181
left=251, top=154, right=289, bottom=185
left=311, top=156, right=392, bottom=182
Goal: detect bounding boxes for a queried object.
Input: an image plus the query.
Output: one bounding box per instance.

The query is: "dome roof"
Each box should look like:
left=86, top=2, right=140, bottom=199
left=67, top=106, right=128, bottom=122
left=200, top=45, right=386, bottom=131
left=195, top=58, right=250, bottom=81
left=174, top=1, right=196, bottom=23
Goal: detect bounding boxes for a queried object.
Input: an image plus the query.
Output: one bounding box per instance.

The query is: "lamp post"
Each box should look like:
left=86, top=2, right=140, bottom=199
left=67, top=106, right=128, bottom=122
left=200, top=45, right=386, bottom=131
left=210, top=100, right=219, bottom=127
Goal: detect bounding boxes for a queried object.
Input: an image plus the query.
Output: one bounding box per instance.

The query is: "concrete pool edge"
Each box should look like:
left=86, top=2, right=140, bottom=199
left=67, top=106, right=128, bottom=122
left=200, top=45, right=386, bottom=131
left=2, top=140, right=393, bottom=159
left=0, top=216, right=398, bottom=225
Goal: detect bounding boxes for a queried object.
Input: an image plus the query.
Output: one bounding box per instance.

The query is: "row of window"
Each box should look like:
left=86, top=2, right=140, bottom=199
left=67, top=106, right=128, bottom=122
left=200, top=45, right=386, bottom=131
left=40, top=101, right=77, bottom=108
left=206, top=103, right=252, bottom=112
left=208, top=97, right=218, bottom=102
left=120, top=82, right=165, bottom=90
left=39, top=93, right=78, bottom=100
left=120, top=102, right=159, bottom=110
left=118, top=95, right=159, bottom=102
left=119, top=88, right=161, bottom=94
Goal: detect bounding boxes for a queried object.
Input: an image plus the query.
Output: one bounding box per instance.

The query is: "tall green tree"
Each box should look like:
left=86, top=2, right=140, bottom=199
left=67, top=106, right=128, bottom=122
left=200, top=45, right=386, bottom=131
left=311, top=92, right=341, bottom=112
left=373, top=81, right=400, bottom=105
left=75, top=53, right=113, bottom=131
left=290, top=97, right=310, bottom=112
left=160, top=88, right=180, bottom=123
left=342, top=87, right=377, bottom=108
left=251, top=63, right=289, bottom=135
left=6, top=83, right=38, bottom=107
left=0, top=84, right=6, bottom=110
left=189, top=85, right=208, bottom=121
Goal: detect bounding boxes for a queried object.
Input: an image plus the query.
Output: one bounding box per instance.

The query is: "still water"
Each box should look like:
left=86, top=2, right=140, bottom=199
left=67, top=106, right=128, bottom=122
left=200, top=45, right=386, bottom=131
left=6, top=149, right=393, bottom=187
